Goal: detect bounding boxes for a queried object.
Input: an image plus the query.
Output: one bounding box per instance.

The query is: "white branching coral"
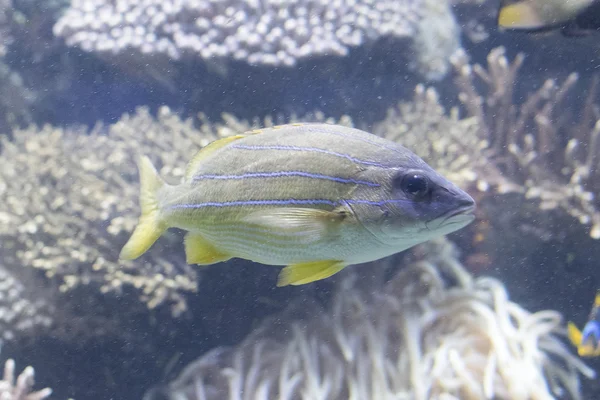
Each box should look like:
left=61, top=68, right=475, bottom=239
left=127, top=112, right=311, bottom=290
left=0, top=107, right=206, bottom=317
left=0, top=359, right=51, bottom=400
left=450, top=46, right=600, bottom=239
left=149, top=239, right=593, bottom=400
left=52, top=0, right=460, bottom=78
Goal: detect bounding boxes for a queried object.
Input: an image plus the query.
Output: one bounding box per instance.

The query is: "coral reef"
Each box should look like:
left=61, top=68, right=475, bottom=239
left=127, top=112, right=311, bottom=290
left=0, top=266, right=53, bottom=342
left=375, top=46, right=600, bottom=242
left=0, top=358, right=51, bottom=400
left=0, top=107, right=205, bottom=317
left=148, top=238, right=593, bottom=400
left=450, top=46, right=600, bottom=239
left=373, top=83, right=512, bottom=195
left=52, top=0, right=459, bottom=79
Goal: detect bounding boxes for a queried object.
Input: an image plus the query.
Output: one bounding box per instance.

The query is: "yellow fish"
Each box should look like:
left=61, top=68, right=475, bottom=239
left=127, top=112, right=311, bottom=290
left=498, top=0, right=600, bottom=35
left=120, top=123, right=475, bottom=286
left=568, top=291, right=600, bottom=357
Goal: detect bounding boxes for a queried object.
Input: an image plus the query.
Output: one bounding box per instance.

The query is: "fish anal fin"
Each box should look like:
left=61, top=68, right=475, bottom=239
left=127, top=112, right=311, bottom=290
left=277, top=260, right=345, bottom=287
left=184, top=232, right=231, bottom=265
left=185, top=135, right=246, bottom=180
left=243, top=207, right=348, bottom=241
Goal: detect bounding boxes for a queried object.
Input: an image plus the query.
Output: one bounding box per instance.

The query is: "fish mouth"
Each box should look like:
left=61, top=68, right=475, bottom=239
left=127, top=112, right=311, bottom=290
left=427, top=204, right=476, bottom=230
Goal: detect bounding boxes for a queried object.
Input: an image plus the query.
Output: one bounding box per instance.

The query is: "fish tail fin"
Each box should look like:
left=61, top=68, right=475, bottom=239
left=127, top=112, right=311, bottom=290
left=567, top=321, right=583, bottom=347
left=119, top=156, right=168, bottom=260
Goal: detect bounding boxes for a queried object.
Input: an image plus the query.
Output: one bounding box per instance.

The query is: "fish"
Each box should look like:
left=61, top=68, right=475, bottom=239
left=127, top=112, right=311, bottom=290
left=119, top=123, right=476, bottom=286
left=497, top=0, right=600, bottom=36
left=568, top=291, right=600, bottom=357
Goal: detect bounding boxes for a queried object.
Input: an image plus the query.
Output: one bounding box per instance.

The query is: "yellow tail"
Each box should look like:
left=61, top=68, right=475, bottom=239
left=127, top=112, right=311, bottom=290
left=119, top=156, right=168, bottom=260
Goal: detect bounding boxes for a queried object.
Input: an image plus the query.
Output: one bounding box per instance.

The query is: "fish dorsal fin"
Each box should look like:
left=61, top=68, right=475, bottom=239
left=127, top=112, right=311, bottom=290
left=185, top=134, right=246, bottom=180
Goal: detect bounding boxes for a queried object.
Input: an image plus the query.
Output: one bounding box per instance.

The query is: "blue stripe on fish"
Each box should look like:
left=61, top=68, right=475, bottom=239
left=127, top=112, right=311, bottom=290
left=171, top=199, right=338, bottom=209
left=192, top=171, right=380, bottom=187
left=170, top=198, right=416, bottom=210
left=230, top=144, right=388, bottom=167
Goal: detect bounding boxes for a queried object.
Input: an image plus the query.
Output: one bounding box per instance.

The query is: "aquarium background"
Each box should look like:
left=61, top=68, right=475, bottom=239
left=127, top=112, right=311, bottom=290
left=0, top=0, right=600, bottom=399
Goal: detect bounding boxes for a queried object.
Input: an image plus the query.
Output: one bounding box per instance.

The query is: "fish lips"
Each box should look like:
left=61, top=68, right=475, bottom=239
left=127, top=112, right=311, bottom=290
left=426, top=203, right=476, bottom=231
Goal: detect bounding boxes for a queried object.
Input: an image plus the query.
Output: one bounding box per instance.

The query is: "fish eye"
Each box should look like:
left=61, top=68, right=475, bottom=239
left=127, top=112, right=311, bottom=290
left=397, top=173, right=430, bottom=199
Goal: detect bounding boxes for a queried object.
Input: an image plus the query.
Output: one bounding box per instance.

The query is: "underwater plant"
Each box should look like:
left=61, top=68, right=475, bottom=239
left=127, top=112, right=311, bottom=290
left=147, top=238, right=593, bottom=400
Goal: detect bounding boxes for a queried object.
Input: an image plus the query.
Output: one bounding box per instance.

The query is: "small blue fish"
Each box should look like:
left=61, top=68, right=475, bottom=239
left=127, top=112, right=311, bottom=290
left=119, top=123, right=476, bottom=286
left=568, top=291, right=600, bottom=357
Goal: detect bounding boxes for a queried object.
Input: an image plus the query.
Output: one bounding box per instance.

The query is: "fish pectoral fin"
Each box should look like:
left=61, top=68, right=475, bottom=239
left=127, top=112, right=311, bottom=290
left=567, top=322, right=583, bottom=346
left=242, top=207, right=348, bottom=241
left=184, top=232, right=232, bottom=265
left=185, top=135, right=247, bottom=180
left=277, top=260, right=346, bottom=287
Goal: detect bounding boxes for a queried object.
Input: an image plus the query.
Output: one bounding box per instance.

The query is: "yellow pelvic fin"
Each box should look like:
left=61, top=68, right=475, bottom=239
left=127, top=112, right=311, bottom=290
left=567, top=321, right=583, bottom=347
left=498, top=2, right=543, bottom=29
left=185, top=135, right=246, bottom=180
left=184, top=232, right=232, bottom=265
left=120, top=156, right=167, bottom=260
left=277, top=260, right=346, bottom=287
left=242, top=207, right=348, bottom=242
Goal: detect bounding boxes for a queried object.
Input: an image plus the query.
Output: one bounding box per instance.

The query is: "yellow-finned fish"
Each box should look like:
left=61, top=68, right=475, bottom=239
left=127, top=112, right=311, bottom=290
left=498, top=0, right=600, bottom=35
left=119, top=123, right=476, bottom=286
left=568, top=291, right=600, bottom=357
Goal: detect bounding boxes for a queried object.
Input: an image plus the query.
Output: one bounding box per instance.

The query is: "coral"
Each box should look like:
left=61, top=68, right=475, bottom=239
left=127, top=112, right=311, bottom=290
left=0, top=266, right=53, bottom=342
left=52, top=0, right=459, bottom=78
left=450, top=47, right=600, bottom=238
left=375, top=47, right=600, bottom=240
left=0, top=358, right=52, bottom=400
left=0, top=107, right=206, bottom=317
left=373, top=84, right=513, bottom=195
left=411, top=0, right=461, bottom=80
left=148, top=238, right=593, bottom=400
left=0, top=1, right=36, bottom=132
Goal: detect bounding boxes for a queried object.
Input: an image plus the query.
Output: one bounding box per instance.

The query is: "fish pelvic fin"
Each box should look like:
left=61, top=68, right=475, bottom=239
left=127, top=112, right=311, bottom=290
left=184, top=232, right=232, bottom=265
left=277, top=260, right=346, bottom=287
left=119, top=156, right=168, bottom=260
